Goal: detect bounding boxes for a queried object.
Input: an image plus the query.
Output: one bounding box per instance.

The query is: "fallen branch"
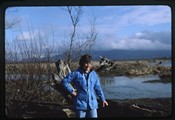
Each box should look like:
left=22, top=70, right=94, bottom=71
left=131, top=104, right=157, bottom=113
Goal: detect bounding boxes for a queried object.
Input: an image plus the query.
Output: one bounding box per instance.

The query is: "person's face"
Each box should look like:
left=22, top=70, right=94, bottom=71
left=83, top=62, right=92, bottom=72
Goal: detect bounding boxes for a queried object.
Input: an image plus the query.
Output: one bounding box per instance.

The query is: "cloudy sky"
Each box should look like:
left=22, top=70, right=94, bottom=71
left=5, top=5, right=171, bottom=51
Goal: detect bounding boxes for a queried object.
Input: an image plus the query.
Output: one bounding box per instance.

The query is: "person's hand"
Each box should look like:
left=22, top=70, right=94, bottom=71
left=72, top=91, right=77, bottom=97
left=102, top=100, right=108, bottom=107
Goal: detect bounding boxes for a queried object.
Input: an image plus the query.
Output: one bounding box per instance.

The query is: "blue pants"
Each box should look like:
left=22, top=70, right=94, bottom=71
left=76, top=109, right=97, bottom=118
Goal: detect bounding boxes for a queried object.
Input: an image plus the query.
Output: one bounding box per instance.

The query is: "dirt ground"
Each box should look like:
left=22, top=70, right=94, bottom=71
left=6, top=97, right=173, bottom=118
left=98, top=97, right=172, bottom=118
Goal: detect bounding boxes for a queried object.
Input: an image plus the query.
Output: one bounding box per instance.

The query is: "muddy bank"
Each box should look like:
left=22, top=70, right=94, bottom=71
left=95, top=60, right=172, bottom=83
left=98, top=97, right=172, bottom=118
left=6, top=97, right=172, bottom=118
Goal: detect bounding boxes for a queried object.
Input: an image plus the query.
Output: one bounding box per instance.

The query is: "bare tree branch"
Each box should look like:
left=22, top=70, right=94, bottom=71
left=66, top=6, right=83, bottom=66
left=5, top=17, right=21, bottom=30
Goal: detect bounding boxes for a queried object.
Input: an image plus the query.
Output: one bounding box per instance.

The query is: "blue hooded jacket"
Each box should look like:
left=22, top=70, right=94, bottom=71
left=61, top=68, right=106, bottom=110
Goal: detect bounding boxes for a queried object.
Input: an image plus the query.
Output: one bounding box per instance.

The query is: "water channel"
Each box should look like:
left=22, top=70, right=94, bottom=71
left=100, top=74, right=172, bottom=100
left=5, top=60, right=172, bottom=100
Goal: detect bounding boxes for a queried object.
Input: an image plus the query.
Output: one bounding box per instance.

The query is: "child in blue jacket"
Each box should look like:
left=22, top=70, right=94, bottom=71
left=61, top=54, right=108, bottom=118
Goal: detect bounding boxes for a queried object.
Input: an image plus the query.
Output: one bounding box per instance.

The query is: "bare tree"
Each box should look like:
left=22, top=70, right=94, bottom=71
left=5, top=23, right=63, bottom=116
left=64, top=6, right=83, bottom=66
left=5, top=8, right=21, bottom=63
left=5, top=18, right=20, bottom=29
left=77, top=15, right=97, bottom=55
left=5, top=8, right=21, bottom=29
left=63, top=6, right=97, bottom=66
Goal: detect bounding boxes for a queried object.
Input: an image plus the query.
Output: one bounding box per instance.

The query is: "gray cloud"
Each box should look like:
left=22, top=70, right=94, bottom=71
left=95, top=30, right=171, bottom=51
left=131, top=30, right=171, bottom=44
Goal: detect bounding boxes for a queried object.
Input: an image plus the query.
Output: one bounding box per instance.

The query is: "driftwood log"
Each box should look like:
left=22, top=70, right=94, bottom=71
left=51, top=59, right=74, bottom=104
left=97, top=56, right=115, bottom=72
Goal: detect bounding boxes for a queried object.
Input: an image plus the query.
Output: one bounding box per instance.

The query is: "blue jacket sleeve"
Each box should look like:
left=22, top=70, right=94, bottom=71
left=61, top=72, right=75, bottom=94
left=94, top=72, right=106, bottom=102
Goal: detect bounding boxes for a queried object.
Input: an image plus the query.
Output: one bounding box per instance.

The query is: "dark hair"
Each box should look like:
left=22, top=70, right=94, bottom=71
left=79, top=54, right=92, bottom=66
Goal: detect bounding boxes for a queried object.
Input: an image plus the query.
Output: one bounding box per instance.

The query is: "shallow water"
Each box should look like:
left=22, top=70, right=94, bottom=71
left=5, top=71, right=172, bottom=100
left=100, top=75, right=172, bottom=99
